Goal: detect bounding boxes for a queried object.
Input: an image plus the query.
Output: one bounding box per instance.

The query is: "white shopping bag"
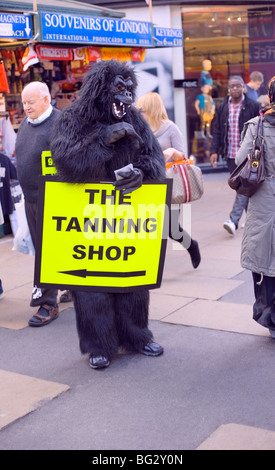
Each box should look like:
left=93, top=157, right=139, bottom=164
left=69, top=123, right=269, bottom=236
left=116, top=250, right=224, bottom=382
left=13, top=198, right=35, bottom=256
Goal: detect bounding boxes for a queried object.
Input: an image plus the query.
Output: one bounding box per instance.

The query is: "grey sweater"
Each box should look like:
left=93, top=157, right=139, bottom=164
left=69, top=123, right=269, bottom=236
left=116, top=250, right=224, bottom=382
left=15, top=108, right=60, bottom=203
left=153, top=120, right=185, bottom=153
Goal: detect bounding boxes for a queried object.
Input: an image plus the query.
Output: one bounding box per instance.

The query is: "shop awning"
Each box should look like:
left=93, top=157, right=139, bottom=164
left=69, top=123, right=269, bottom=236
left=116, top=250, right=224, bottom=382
left=0, top=0, right=124, bottom=17
left=0, top=0, right=182, bottom=48
left=0, top=0, right=125, bottom=46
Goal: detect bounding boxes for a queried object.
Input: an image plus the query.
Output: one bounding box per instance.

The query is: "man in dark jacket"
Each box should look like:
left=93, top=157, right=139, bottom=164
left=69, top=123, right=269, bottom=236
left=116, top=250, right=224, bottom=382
left=16, top=82, right=61, bottom=327
left=210, top=75, right=260, bottom=235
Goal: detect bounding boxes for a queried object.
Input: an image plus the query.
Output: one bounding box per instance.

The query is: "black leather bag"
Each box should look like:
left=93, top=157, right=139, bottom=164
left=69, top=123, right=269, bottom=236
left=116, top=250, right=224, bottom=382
left=228, top=116, right=265, bottom=197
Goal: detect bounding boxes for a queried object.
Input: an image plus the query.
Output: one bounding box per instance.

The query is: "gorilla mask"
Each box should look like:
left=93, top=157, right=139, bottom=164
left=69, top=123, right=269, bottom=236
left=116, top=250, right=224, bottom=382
left=112, top=75, right=134, bottom=119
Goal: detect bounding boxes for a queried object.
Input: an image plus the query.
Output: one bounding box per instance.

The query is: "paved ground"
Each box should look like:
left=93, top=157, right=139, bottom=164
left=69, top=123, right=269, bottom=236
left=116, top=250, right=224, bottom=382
left=1, top=171, right=275, bottom=451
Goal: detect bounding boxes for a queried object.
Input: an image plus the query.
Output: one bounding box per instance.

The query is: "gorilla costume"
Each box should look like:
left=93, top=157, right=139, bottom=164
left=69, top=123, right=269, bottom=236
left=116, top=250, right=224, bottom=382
left=51, top=60, right=166, bottom=369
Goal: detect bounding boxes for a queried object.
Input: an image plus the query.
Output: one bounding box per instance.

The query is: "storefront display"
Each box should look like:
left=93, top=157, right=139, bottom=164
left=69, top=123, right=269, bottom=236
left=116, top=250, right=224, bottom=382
left=182, top=5, right=275, bottom=166
left=0, top=1, right=182, bottom=131
left=0, top=40, right=147, bottom=128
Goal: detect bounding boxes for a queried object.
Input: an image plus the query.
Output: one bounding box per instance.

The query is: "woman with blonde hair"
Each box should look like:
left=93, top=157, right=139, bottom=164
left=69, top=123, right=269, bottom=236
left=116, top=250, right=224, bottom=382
left=136, top=92, right=201, bottom=269
left=136, top=92, right=185, bottom=163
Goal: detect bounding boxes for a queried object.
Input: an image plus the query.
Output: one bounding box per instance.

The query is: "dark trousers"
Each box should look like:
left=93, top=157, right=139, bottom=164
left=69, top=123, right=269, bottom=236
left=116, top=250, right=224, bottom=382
left=25, top=200, right=58, bottom=307
left=169, top=206, right=191, bottom=249
left=227, top=158, right=248, bottom=229
left=252, top=272, right=275, bottom=331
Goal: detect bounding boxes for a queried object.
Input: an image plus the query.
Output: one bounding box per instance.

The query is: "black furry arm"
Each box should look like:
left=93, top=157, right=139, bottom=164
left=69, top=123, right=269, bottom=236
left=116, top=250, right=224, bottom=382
left=51, top=107, right=166, bottom=183
left=51, top=109, right=128, bottom=183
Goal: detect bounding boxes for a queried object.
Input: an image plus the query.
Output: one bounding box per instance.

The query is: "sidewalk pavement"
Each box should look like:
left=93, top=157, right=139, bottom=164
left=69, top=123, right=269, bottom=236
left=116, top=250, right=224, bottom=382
left=1, top=171, right=275, bottom=451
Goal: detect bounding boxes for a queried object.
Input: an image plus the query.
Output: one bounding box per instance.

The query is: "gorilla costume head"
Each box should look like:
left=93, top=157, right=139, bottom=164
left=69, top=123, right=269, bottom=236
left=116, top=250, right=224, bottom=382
left=74, top=59, right=138, bottom=123
left=51, top=59, right=165, bottom=184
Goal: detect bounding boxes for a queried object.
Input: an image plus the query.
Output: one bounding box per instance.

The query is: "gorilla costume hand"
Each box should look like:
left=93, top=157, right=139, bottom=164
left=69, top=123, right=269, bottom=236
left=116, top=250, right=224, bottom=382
left=113, top=166, right=143, bottom=193
left=106, top=122, right=143, bottom=151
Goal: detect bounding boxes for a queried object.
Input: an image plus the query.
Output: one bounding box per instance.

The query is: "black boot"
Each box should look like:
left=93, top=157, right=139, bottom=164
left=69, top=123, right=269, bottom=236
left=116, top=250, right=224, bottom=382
left=89, top=354, right=110, bottom=369
left=187, top=239, right=201, bottom=269
left=139, top=341, right=164, bottom=356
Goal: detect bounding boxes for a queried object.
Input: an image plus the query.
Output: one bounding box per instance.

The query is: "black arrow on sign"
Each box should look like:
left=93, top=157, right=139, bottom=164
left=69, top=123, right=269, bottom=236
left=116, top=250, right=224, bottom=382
left=59, top=269, right=146, bottom=278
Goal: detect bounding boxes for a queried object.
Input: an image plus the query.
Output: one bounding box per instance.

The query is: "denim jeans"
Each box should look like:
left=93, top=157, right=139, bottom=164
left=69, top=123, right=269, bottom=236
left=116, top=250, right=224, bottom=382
left=227, top=158, right=248, bottom=229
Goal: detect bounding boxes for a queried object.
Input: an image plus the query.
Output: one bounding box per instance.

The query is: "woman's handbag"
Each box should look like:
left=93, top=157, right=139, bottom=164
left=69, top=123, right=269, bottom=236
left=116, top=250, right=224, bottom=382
left=166, top=159, right=204, bottom=204
left=228, top=116, right=265, bottom=197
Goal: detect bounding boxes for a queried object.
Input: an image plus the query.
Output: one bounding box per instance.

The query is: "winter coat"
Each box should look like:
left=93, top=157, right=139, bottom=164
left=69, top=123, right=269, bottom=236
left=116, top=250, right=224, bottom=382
left=210, top=95, right=260, bottom=159
left=235, top=115, right=275, bottom=276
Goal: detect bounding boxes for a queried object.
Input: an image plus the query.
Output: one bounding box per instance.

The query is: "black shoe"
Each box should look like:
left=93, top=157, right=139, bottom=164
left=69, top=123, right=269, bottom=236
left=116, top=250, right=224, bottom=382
left=0, top=279, right=3, bottom=299
left=187, top=239, right=201, bottom=269
left=139, top=341, right=164, bottom=357
left=89, top=354, right=110, bottom=369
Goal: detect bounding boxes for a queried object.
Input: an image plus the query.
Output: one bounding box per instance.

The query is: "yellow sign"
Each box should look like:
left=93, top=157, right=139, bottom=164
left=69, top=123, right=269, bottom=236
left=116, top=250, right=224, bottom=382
left=41, top=151, right=57, bottom=175
left=34, top=177, right=172, bottom=292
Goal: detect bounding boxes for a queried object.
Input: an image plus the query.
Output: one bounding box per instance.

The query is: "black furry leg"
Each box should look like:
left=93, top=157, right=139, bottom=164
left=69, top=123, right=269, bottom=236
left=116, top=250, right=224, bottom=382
left=72, top=291, right=119, bottom=359
left=114, top=290, right=153, bottom=352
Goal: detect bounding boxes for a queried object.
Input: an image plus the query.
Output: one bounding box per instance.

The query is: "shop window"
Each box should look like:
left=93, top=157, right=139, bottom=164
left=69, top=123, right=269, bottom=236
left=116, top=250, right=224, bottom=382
left=182, top=6, right=274, bottom=166
left=248, top=8, right=273, bottom=38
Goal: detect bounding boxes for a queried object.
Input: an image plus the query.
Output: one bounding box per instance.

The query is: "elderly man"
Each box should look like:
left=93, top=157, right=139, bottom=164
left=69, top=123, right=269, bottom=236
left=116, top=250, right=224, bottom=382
left=16, top=81, right=60, bottom=327
left=210, top=75, right=260, bottom=235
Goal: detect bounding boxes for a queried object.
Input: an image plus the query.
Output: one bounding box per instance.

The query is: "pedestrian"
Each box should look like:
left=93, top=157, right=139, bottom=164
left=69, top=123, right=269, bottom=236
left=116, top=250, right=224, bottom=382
left=236, top=75, right=275, bottom=339
left=0, top=279, right=3, bottom=299
left=136, top=92, right=201, bottom=269
left=0, top=152, right=17, bottom=235
left=51, top=60, right=165, bottom=369
left=15, top=81, right=61, bottom=327
left=210, top=75, right=260, bottom=235
left=245, top=71, right=264, bottom=101
left=0, top=201, right=3, bottom=299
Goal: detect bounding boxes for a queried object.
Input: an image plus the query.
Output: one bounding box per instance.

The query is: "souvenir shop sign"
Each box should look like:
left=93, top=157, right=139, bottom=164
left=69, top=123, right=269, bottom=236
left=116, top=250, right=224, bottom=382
left=35, top=45, right=146, bottom=63
left=40, top=12, right=153, bottom=47
left=0, top=13, right=32, bottom=39
left=154, top=27, right=183, bottom=47
left=35, top=44, right=73, bottom=60
left=34, top=178, right=172, bottom=293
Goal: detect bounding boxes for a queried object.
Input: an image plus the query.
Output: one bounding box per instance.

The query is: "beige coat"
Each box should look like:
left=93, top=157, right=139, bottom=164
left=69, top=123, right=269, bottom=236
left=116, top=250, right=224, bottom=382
left=236, top=115, right=275, bottom=276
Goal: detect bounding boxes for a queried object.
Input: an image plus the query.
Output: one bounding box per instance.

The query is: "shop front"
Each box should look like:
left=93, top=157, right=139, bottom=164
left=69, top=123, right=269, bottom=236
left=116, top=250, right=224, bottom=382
left=0, top=0, right=183, bottom=237
left=0, top=0, right=128, bottom=236
left=88, top=1, right=275, bottom=168
left=179, top=3, right=275, bottom=168
left=0, top=0, right=183, bottom=131
left=0, top=0, right=137, bottom=128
